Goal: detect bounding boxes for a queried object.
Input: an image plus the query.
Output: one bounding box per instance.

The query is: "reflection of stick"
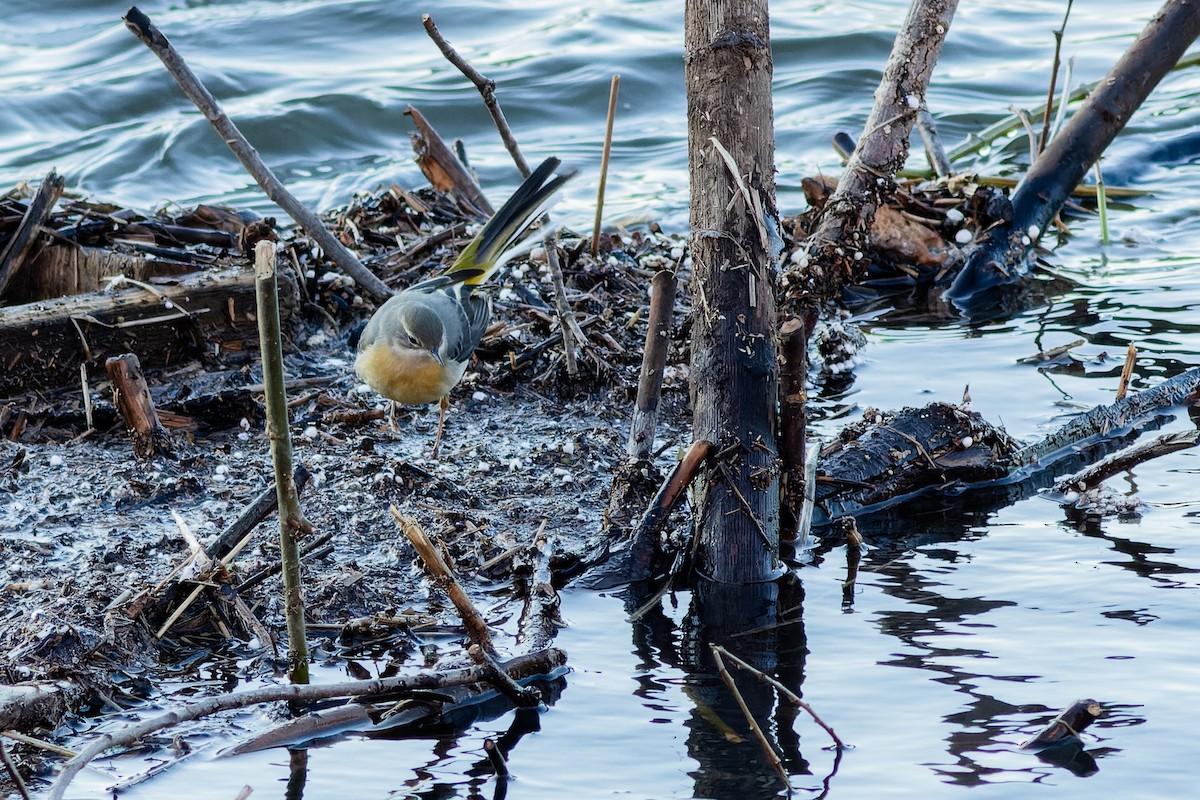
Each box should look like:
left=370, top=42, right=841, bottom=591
left=591, top=74, right=621, bottom=258
left=122, top=7, right=392, bottom=304
left=423, top=14, right=529, bottom=177
left=710, top=645, right=790, bottom=789
left=840, top=516, right=863, bottom=609
left=713, top=644, right=845, bottom=750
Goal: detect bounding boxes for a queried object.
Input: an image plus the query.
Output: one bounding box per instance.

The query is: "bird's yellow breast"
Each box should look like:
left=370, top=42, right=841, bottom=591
left=355, top=343, right=460, bottom=406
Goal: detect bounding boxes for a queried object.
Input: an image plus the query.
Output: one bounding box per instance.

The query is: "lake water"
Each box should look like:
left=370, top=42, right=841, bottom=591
left=4, top=0, right=1200, bottom=798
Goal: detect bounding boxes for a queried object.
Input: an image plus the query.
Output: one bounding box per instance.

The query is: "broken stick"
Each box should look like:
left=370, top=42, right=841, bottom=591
left=106, top=353, right=172, bottom=459
left=122, top=7, right=392, bottom=304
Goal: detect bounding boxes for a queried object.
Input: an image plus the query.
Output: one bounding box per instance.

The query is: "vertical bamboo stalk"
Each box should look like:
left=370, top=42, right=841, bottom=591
left=254, top=240, right=311, bottom=684
left=591, top=74, right=621, bottom=258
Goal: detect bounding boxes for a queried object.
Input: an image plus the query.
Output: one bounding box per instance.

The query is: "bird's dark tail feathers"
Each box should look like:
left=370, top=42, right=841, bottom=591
left=445, top=157, right=575, bottom=286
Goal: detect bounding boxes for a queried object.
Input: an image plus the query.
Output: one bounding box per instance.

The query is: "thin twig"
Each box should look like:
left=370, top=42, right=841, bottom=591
left=422, top=14, right=529, bottom=177
left=1038, top=0, right=1075, bottom=155
left=709, top=645, right=791, bottom=790
left=713, top=644, right=845, bottom=750
left=591, top=74, right=621, bottom=257
left=916, top=106, right=951, bottom=177
left=122, top=7, right=392, bottom=303
left=545, top=243, right=578, bottom=376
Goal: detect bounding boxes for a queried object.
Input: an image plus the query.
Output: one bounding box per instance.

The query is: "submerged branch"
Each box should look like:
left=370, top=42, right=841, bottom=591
left=946, top=0, right=1200, bottom=304
left=44, top=649, right=565, bottom=800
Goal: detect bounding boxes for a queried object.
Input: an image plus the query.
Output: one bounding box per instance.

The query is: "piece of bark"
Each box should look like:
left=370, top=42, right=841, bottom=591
left=946, top=0, right=1200, bottom=304
left=0, top=171, right=64, bottom=301
left=106, top=353, right=172, bottom=458
left=406, top=106, right=493, bottom=219
left=0, top=266, right=295, bottom=397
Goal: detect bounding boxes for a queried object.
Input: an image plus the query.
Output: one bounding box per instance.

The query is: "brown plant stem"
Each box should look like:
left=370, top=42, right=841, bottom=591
left=254, top=241, right=313, bottom=684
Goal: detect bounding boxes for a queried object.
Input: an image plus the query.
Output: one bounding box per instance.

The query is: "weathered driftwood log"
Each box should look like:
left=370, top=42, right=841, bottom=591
left=811, top=365, right=1200, bottom=525
left=106, top=353, right=172, bottom=458
left=814, top=402, right=1018, bottom=524
left=946, top=0, right=1200, bottom=304
left=0, top=266, right=296, bottom=397
left=1053, top=429, right=1200, bottom=494
left=0, top=171, right=64, bottom=300
left=5, top=244, right=150, bottom=305
left=0, top=680, right=94, bottom=733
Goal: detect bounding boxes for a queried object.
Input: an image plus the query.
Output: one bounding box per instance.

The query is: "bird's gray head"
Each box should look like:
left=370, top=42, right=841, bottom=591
left=397, top=304, right=445, bottom=363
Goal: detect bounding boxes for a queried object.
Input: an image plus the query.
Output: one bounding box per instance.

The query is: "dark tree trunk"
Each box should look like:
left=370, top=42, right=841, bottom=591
left=946, top=0, right=1200, bottom=304
left=685, top=0, right=781, bottom=584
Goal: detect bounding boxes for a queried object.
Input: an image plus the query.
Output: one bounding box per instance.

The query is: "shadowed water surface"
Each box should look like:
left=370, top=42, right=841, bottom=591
left=3, top=0, right=1200, bottom=797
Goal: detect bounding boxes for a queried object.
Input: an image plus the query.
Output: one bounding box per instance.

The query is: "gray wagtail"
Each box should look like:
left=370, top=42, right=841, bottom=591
left=354, top=157, right=574, bottom=451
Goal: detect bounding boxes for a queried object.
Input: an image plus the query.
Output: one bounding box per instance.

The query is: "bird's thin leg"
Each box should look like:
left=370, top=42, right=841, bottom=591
left=431, top=395, right=450, bottom=457
left=386, top=401, right=401, bottom=432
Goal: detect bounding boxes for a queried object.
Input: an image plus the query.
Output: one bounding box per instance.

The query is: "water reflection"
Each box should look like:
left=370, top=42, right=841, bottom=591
left=620, top=576, right=839, bottom=798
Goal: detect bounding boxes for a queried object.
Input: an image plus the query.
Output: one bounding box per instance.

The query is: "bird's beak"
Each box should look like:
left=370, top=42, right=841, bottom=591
left=429, top=348, right=444, bottom=366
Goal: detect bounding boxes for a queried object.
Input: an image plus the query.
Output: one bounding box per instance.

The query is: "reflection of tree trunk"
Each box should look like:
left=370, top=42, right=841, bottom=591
left=684, top=0, right=781, bottom=583
left=686, top=579, right=782, bottom=800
